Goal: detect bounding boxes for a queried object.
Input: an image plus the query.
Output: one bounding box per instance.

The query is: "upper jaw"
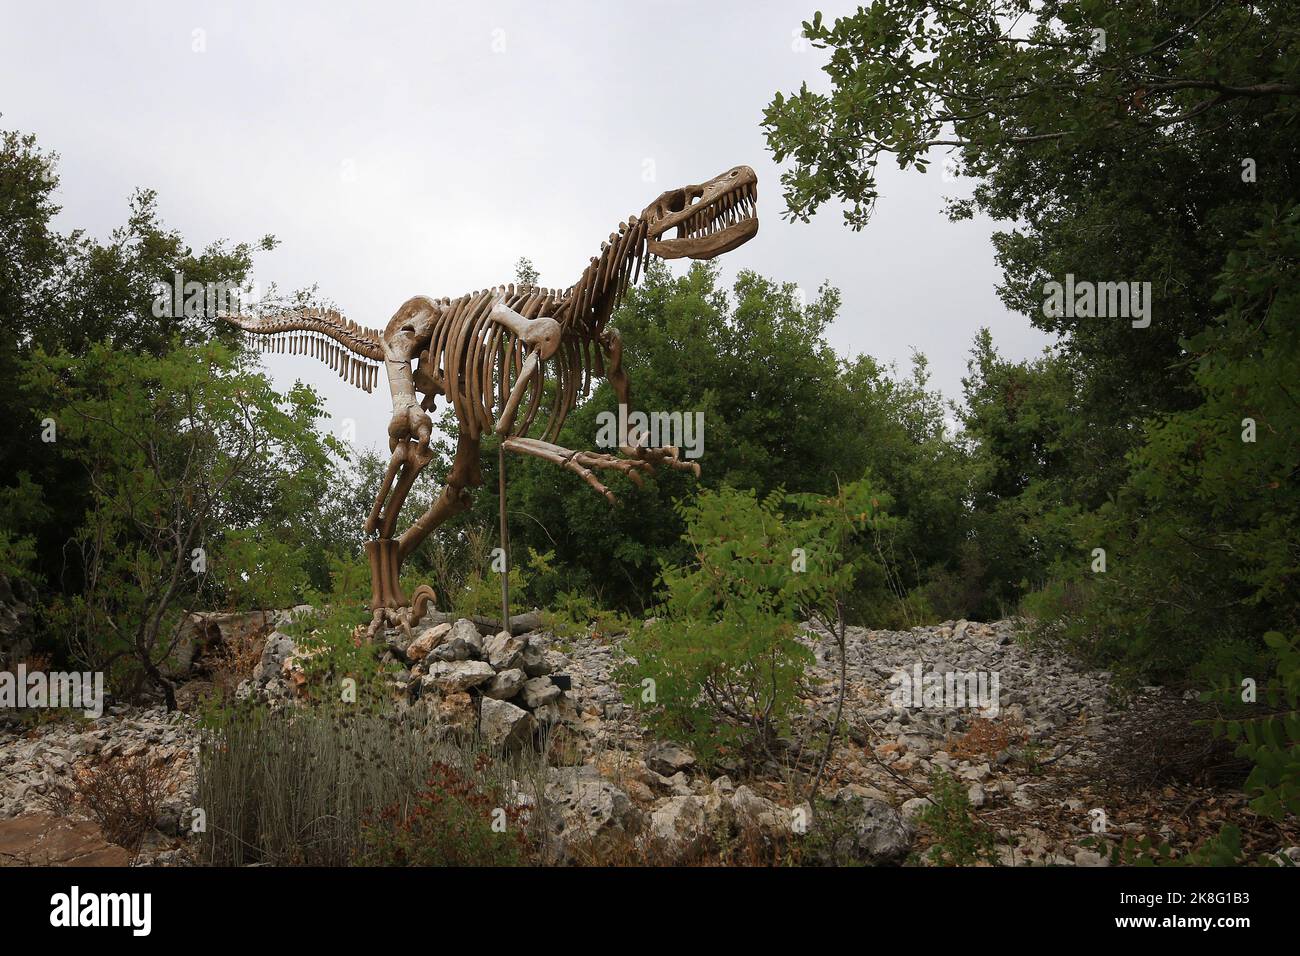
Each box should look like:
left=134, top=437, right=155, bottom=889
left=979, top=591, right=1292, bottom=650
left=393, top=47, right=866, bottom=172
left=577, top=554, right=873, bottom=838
left=644, top=168, right=759, bottom=260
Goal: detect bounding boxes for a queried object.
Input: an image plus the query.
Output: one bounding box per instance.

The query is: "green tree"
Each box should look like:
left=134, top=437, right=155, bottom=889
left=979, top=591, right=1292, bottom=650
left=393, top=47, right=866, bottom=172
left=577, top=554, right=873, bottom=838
left=1, top=124, right=277, bottom=600
left=765, top=0, right=1298, bottom=443
left=25, top=340, right=342, bottom=705
left=957, top=330, right=1084, bottom=617
left=764, top=3, right=1300, bottom=675
left=1063, top=204, right=1300, bottom=680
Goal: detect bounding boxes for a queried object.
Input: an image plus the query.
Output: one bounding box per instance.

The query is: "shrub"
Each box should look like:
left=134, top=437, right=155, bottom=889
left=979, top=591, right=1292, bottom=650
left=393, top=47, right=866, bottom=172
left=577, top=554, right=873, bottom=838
left=444, top=536, right=554, bottom=624
left=277, top=555, right=395, bottom=707
left=54, top=753, right=173, bottom=853
left=618, top=481, right=894, bottom=771
left=915, top=770, right=996, bottom=866
left=203, top=619, right=268, bottom=697
left=542, top=589, right=633, bottom=643
left=26, top=340, right=337, bottom=707
left=946, top=716, right=1028, bottom=763
left=616, top=487, right=817, bottom=764
left=356, top=758, right=535, bottom=866
left=797, top=796, right=871, bottom=867
left=1081, top=825, right=1282, bottom=867
left=1206, top=631, right=1300, bottom=820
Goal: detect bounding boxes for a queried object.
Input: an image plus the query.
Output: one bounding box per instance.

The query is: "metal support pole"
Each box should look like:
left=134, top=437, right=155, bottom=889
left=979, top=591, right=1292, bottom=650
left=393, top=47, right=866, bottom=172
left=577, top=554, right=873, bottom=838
left=498, top=439, right=510, bottom=633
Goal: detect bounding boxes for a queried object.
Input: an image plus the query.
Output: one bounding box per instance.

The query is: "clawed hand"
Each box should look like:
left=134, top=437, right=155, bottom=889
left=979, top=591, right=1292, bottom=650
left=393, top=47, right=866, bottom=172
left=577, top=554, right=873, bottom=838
left=620, top=437, right=702, bottom=477
left=388, top=402, right=432, bottom=455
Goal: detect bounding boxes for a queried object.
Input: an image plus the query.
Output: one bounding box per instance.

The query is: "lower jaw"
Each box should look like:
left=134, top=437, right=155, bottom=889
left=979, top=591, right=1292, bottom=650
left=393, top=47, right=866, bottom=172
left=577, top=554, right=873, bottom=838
left=647, top=217, right=759, bottom=260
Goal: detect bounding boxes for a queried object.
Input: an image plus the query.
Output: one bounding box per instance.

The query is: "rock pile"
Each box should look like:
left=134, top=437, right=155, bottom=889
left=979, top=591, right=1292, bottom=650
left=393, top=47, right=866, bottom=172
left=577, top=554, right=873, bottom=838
left=239, top=615, right=577, bottom=752
left=399, top=617, right=578, bottom=751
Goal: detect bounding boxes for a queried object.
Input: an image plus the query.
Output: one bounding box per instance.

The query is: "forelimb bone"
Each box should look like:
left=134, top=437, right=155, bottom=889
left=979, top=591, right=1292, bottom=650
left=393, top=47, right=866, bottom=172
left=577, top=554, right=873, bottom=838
left=502, top=436, right=654, bottom=504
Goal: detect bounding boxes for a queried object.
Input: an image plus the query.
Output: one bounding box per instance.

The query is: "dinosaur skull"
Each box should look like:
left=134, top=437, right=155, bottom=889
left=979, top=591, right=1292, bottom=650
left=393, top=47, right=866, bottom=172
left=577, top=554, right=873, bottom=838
left=641, top=166, right=758, bottom=260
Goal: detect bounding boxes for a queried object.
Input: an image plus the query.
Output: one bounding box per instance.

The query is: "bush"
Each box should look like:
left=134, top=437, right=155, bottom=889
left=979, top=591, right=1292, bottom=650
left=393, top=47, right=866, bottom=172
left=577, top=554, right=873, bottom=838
left=797, top=796, right=872, bottom=867
left=277, top=554, right=403, bottom=708
left=52, top=753, right=173, bottom=853
left=357, top=758, right=535, bottom=866
left=618, top=481, right=890, bottom=766
left=616, top=487, right=816, bottom=764
left=442, top=535, right=554, bottom=625
left=915, top=770, right=996, bottom=866
left=1206, top=631, right=1300, bottom=820
left=946, top=716, right=1028, bottom=763
left=542, top=589, right=634, bottom=643
left=1082, top=820, right=1300, bottom=867
left=26, top=339, right=336, bottom=706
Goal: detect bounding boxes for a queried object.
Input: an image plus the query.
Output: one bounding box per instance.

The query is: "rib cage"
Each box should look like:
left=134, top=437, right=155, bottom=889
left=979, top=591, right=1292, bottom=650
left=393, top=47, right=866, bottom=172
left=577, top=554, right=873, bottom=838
left=423, top=285, right=591, bottom=444
left=423, top=213, right=650, bottom=443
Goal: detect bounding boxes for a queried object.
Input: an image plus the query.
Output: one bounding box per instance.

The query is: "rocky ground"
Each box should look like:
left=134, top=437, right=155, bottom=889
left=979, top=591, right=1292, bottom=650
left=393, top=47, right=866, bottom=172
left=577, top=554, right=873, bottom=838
left=0, top=704, right=197, bottom=865
left=1, top=615, right=1295, bottom=866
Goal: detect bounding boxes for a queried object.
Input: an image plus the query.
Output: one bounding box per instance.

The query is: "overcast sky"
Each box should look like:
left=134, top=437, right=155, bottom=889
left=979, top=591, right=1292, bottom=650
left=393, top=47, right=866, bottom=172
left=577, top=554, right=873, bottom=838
left=2, top=0, right=1053, bottom=454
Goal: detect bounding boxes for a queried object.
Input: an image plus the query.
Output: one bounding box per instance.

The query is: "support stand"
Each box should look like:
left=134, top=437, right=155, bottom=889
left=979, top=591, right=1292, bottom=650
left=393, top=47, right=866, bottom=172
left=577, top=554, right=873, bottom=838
left=497, top=439, right=510, bottom=633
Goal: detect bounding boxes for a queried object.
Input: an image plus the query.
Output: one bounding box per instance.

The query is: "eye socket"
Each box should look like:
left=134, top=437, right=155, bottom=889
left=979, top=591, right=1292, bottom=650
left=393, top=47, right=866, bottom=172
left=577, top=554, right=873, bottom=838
left=664, top=190, right=687, bottom=213
left=401, top=324, right=416, bottom=333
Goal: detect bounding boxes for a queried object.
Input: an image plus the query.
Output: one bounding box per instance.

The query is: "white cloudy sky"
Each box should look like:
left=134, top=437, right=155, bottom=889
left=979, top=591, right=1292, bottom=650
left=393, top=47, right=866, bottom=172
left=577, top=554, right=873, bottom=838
left=1, top=0, right=1052, bottom=453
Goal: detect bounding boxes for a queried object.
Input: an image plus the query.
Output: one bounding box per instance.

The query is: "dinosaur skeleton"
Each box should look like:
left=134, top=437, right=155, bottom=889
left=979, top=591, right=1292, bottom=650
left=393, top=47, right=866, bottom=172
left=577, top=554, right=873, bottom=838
left=225, top=165, right=759, bottom=636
